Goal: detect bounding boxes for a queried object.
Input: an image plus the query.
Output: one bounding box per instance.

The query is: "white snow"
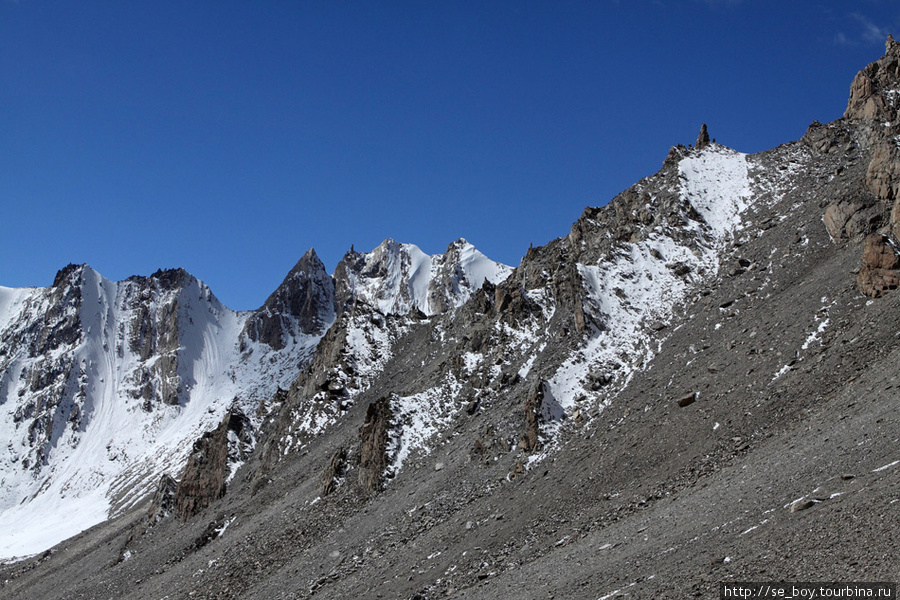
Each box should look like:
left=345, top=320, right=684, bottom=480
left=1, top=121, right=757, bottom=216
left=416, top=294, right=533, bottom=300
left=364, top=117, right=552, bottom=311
left=873, top=460, right=900, bottom=473
left=461, top=352, right=483, bottom=376
left=771, top=364, right=792, bottom=382
left=345, top=239, right=511, bottom=316
left=387, top=375, right=463, bottom=473
left=544, top=146, right=756, bottom=447
left=678, top=147, right=752, bottom=237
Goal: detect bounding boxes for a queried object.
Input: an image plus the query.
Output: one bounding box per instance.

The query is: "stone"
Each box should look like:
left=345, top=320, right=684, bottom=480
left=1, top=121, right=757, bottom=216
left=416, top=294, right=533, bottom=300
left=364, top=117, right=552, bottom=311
left=790, top=499, right=816, bottom=512
left=523, top=381, right=545, bottom=452
left=677, top=392, right=697, bottom=408
left=823, top=201, right=861, bottom=241
left=866, top=143, right=900, bottom=202
left=857, top=234, right=900, bottom=297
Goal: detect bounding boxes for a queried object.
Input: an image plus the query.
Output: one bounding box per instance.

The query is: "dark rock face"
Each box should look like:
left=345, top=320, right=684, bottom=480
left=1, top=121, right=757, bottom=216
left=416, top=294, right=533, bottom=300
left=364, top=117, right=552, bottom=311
left=357, top=397, right=392, bottom=494
left=174, top=409, right=252, bottom=520
left=0, top=266, right=87, bottom=471
left=321, top=447, right=347, bottom=496
left=858, top=234, right=900, bottom=297
left=147, top=474, right=178, bottom=525
left=332, top=247, right=369, bottom=313
left=121, top=273, right=183, bottom=406
left=242, top=249, right=334, bottom=350
left=695, top=123, right=710, bottom=149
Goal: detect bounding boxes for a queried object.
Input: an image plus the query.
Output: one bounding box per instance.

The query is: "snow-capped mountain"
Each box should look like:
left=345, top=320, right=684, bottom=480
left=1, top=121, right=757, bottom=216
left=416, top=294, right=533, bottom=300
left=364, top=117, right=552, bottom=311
left=0, top=240, right=509, bottom=560
left=333, top=238, right=512, bottom=316
left=0, top=264, right=320, bottom=559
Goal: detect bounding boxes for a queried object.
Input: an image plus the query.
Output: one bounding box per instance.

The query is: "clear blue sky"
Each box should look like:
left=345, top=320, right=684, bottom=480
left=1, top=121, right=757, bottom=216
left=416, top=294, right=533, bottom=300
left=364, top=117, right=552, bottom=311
left=2, top=1, right=897, bottom=310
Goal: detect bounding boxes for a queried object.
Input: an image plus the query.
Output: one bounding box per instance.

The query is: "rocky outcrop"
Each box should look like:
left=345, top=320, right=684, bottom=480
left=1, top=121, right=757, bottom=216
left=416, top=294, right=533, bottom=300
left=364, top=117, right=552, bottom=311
left=823, top=198, right=881, bottom=242
left=321, top=447, right=347, bottom=496
left=147, top=474, right=178, bottom=525
left=857, top=234, right=900, bottom=297
left=357, top=397, right=392, bottom=494
left=845, top=35, right=900, bottom=122
left=174, top=409, right=252, bottom=520
left=695, top=123, right=710, bottom=150
left=835, top=36, right=900, bottom=292
left=843, top=36, right=900, bottom=240
left=122, top=271, right=184, bottom=407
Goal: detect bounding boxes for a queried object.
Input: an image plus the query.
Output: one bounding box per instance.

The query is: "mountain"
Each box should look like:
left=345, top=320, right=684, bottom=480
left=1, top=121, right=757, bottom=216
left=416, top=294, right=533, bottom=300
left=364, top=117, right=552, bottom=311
left=2, top=38, right=900, bottom=600
left=0, top=242, right=509, bottom=561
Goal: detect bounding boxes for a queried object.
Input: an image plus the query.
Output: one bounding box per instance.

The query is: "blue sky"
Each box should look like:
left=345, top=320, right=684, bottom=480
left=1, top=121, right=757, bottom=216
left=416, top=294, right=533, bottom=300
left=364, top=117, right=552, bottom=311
left=2, top=1, right=898, bottom=310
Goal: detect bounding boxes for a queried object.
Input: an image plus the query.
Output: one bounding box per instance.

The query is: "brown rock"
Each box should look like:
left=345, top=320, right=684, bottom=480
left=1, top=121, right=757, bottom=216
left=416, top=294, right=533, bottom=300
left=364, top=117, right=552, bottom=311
left=823, top=201, right=861, bottom=241
left=174, top=409, right=251, bottom=520
left=857, top=234, right=900, bottom=297
left=866, top=143, right=900, bottom=202
left=845, top=35, right=900, bottom=122
left=677, top=392, right=697, bottom=408
left=696, top=123, right=710, bottom=150
left=790, top=499, right=816, bottom=512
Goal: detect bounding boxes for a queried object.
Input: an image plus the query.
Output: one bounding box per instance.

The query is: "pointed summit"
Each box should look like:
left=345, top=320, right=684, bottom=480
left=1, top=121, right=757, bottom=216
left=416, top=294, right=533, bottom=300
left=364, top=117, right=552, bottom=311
left=52, top=263, right=88, bottom=288
left=695, top=123, right=710, bottom=150
left=243, top=249, right=335, bottom=349
left=845, top=35, right=900, bottom=121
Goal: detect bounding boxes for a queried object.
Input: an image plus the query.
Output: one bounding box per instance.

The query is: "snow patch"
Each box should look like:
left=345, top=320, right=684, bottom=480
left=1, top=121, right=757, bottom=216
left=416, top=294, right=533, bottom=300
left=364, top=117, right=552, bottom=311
left=387, top=375, right=463, bottom=474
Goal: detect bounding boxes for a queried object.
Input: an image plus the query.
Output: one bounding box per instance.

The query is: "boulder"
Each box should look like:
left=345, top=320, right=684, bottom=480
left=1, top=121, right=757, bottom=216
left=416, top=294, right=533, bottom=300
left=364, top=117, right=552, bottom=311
left=677, top=392, right=697, bottom=408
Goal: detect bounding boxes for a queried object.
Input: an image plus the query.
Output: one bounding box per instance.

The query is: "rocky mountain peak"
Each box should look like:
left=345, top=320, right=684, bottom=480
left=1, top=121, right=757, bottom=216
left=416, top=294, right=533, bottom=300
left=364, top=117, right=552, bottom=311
left=51, top=263, right=87, bottom=288
left=845, top=34, right=900, bottom=121
left=147, top=267, right=191, bottom=291
left=888, top=33, right=899, bottom=56
left=242, top=248, right=335, bottom=350
left=834, top=35, right=900, bottom=252
left=332, top=238, right=510, bottom=317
